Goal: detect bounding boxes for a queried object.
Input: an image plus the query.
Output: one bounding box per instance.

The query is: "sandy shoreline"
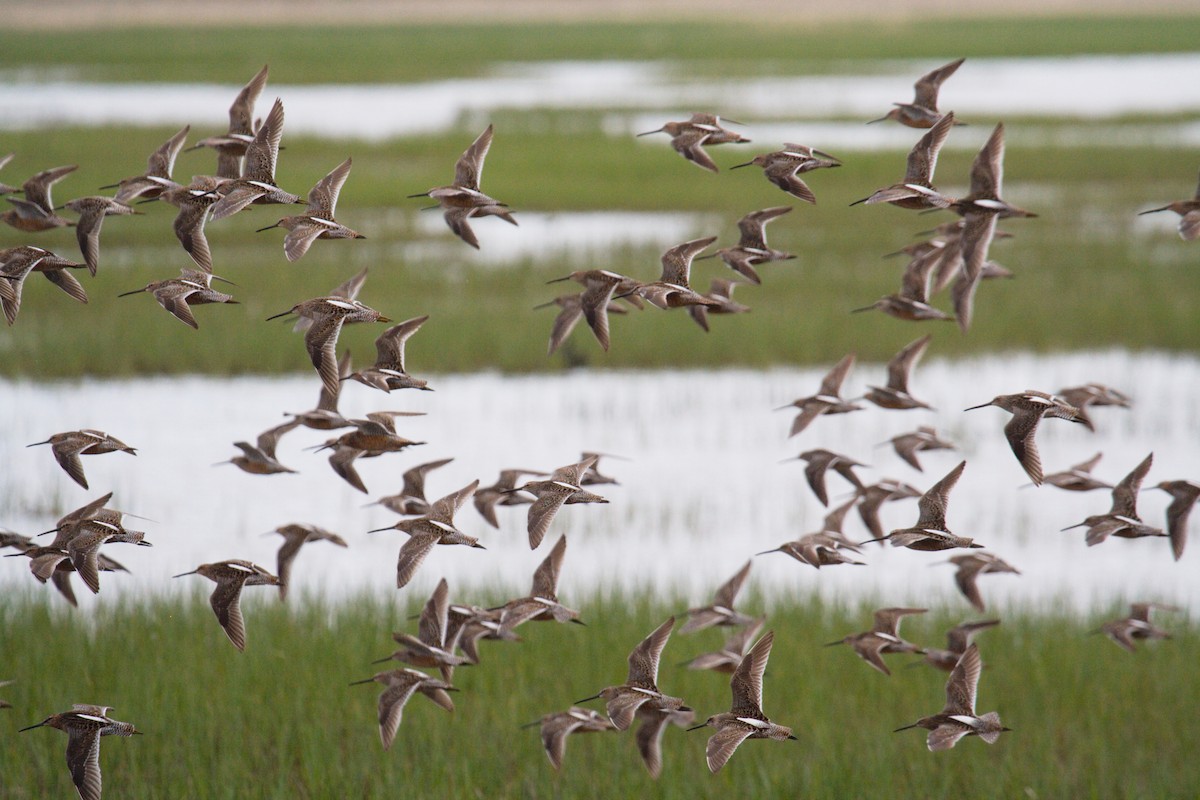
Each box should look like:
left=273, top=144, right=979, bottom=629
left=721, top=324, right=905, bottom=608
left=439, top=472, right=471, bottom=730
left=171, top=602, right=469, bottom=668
left=6, top=0, right=1197, bottom=30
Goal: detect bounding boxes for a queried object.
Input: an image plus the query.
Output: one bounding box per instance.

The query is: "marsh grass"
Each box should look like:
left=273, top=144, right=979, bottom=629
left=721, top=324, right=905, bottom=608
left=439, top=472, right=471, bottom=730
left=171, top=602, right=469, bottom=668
left=1, top=590, right=1197, bottom=798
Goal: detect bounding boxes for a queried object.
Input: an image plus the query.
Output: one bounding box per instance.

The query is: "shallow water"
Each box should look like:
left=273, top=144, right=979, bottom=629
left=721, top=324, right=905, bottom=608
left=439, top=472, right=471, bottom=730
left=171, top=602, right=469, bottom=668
left=1, top=54, right=1198, bottom=139
left=1, top=351, right=1197, bottom=615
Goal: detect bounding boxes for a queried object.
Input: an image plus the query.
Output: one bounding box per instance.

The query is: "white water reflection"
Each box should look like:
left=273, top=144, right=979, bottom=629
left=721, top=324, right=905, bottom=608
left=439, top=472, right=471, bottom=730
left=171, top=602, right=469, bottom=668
left=1, top=351, right=1197, bottom=616
left=1, top=54, right=1198, bottom=139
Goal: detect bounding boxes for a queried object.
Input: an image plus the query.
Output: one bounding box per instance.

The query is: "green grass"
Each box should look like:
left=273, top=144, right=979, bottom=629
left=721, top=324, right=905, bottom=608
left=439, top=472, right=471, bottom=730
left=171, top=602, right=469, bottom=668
left=1, top=591, right=1197, bottom=798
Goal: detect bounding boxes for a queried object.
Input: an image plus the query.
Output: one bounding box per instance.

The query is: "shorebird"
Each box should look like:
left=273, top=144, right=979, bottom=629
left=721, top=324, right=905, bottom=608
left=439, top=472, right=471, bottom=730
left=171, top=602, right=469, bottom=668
left=1063, top=453, right=1167, bottom=547
left=344, top=315, right=432, bottom=392
left=0, top=678, right=10, bottom=709
left=172, top=559, right=281, bottom=651
left=691, top=630, right=796, bottom=773
left=784, top=448, right=867, bottom=507
left=508, top=455, right=609, bottom=549
left=267, top=297, right=392, bottom=402
left=826, top=607, right=927, bottom=676
left=1139, top=169, right=1200, bottom=240
left=267, top=524, right=347, bottom=600
left=1094, top=603, right=1179, bottom=653
left=965, top=390, right=1085, bottom=485
left=155, top=177, right=223, bottom=272
left=775, top=354, right=862, bottom=438
left=350, top=668, right=456, bottom=751
left=1155, top=479, right=1200, bottom=561
left=369, top=480, right=483, bottom=589
left=544, top=269, right=642, bottom=353
left=209, top=97, right=302, bottom=220
left=292, top=268, right=370, bottom=335
left=865, top=334, right=934, bottom=410
left=0, top=152, right=15, bottom=195
left=218, top=421, right=299, bottom=476
left=757, top=497, right=866, bottom=569
left=634, top=704, right=696, bottom=779
left=576, top=616, right=689, bottom=731
left=317, top=413, right=425, bottom=494
left=62, top=196, right=139, bottom=276
left=679, top=560, right=755, bottom=633
left=852, top=112, right=956, bottom=210
left=27, top=429, right=136, bottom=490
left=894, top=643, right=1010, bottom=750
left=1056, top=383, right=1132, bottom=433
left=865, top=461, right=984, bottom=550
left=285, top=350, right=354, bottom=431
left=637, top=113, right=749, bottom=173
left=1038, top=452, right=1113, bottom=492
left=101, top=124, right=190, bottom=202
left=19, top=706, right=141, bottom=800
left=1, top=164, right=77, bottom=231
left=731, top=145, right=841, bottom=203
left=498, top=534, right=583, bottom=629
left=855, top=479, right=923, bottom=540
left=256, top=157, right=365, bottom=261
left=409, top=124, right=517, bottom=248
left=580, top=451, right=625, bottom=486
left=63, top=518, right=151, bottom=595
left=688, top=278, right=750, bottom=332
left=472, top=468, right=546, bottom=528
left=188, top=64, right=270, bottom=179
left=0, top=245, right=89, bottom=326
left=885, top=426, right=955, bottom=472
left=374, top=578, right=468, bottom=681
left=632, top=236, right=722, bottom=310
left=941, top=552, right=1020, bottom=612
left=851, top=238, right=954, bottom=321
left=371, top=457, right=455, bottom=516
left=525, top=707, right=616, bottom=771
left=684, top=618, right=765, bottom=674
left=869, top=58, right=965, bottom=128
left=118, top=268, right=238, bottom=329
left=704, top=206, right=794, bottom=285
left=537, top=291, right=629, bottom=355
left=919, top=619, right=1001, bottom=672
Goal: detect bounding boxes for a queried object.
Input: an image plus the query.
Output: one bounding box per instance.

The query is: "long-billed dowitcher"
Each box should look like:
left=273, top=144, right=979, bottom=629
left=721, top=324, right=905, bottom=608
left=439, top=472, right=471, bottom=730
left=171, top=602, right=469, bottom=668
left=868, top=58, right=965, bottom=128
left=965, top=390, right=1085, bottom=485
left=292, top=267, right=369, bottom=334
left=408, top=124, right=517, bottom=248
left=0, top=678, right=10, bottom=709
left=775, top=353, right=862, bottom=438
left=703, top=206, right=794, bottom=285
left=27, top=429, right=136, bottom=490
left=350, top=668, right=456, bottom=751
left=1063, top=453, right=1167, bottom=547
left=577, top=616, right=689, bottom=731
left=371, top=457, right=455, bottom=516
left=1154, top=479, right=1200, bottom=561
left=866, top=461, right=984, bottom=550
left=690, top=630, right=796, bottom=773
left=852, top=113, right=955, bottom=210
left=865, top=334, right=934, bottom=410
left=64, top=518, right=151, bottom=595
left=632, top=236, right=722, bottom=310
left=885, top=426, right=955, bottom=472
left=543, top=269, right=640, bottom=353
left=508, top=455, right=609, bottom=549
left=637, top=113, right=749, bottom=173
left=472, top=468, right=546, bottom=528
left=895, top=643, right=1010, bottom=750
left=267, top=296, right=392, bottom=401
left=101, top=125, right=190, bottom=203
left=783, top=448, right=866, bottom=507
left=0, top=245, right=89, bottom=326
left=256, top=157, right=365, bottom=261
left=285, top=350, right=354, bottom=431
left=369, top=480, right=483, bottom=589
left=851, top=239, right=953, bottom=321
left=209, top=98, right=302, bottom=220
left=172, top=559, right=281, bottom=651
left=268, top=523, right=347, bottom=600
left=1037, top=452, right=1113, bottom=492
left=537, top=291, right=629, bottom=355
left=919, top=619, right=1000, bottom=672
left=679, top=560, right=755, bottom=634
left=525, top=707, right=616, bottom=771
left=0, top=152, right=16, bottom=195
left=855, top=479, right=921, bottom=540
left=757, top=531, right=866, bottom=570
left=345, top=316, right=432, bottom=392
left=499, top=534, right=583, bottom=631
left=316, top=412, right=425, bottom=493
left=20, top=706, right=141, bottom=800
left=731, top=145, right=840, bottom=204
left=1094, top=602, right=1179, bottom=653
left=634, top=704, right=696, bottom=779
left=218, top=421, right=299, bottom=476
left=826, top=607, right=927, bottom=676
left=374, top=578, right=469, bottom=681
left=154, top=177, right=222, bottom=273
left=1138, top=169, right=1200, bottom=240
left=683, top=618, right=765, bottom=674
left=62, top=196, right=139, bottom=277
left=1055, top=383, right=1133, bottom=433
left=688, top=278, right=750, bottom=332
left=1, top=164, right=77, bottom=231
left=940, top=552, right=1020, bottom=612
left=118, top=268, right=238, bottom=329
left=188, top=64, right=270, bottom=179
